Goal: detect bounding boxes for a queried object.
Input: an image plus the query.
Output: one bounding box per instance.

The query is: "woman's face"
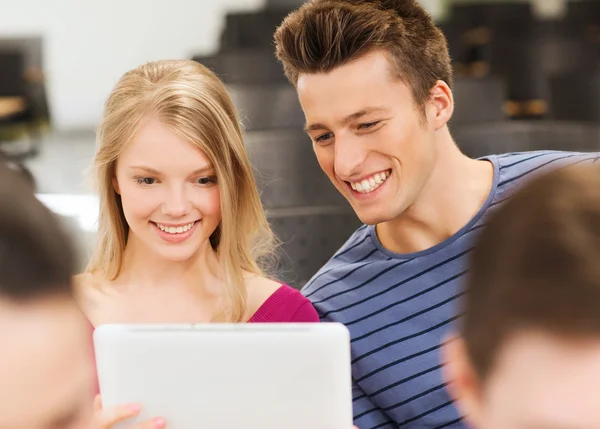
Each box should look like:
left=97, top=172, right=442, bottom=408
left=113, top=116, right=222, bottom=262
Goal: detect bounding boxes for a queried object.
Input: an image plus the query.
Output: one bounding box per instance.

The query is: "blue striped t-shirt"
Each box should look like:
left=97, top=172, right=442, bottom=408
left=302, top=151, right=600, bottom=429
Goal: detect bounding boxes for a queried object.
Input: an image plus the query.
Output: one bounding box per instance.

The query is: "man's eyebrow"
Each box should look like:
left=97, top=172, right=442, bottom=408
left=304, top=106, right=389, bottom=132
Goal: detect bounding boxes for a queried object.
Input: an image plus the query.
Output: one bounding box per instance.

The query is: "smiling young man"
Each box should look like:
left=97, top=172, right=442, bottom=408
left=273, top=1, right=600, bottom=428
left=444, top=164, right=600, bottom=429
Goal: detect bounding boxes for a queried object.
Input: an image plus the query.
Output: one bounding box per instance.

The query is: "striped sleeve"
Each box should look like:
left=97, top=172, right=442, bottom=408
left=352, top=382, right=396, bottom=429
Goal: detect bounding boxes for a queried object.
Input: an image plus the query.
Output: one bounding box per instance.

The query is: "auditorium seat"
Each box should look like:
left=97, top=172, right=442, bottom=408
left=487, top=21, right=598, bottom=118
left=268, top=209, right=361, bottom=288
left=228, top=84, right=303, bottom=131
left=244, top=128, right=360, bottom=287
left=443, top=3, right=598, bottom=120
left=448, top=2, right=534, bottom=73
left=193, top=49, right=287, bottom=85
left=0, top=50, right=39, bottom=158
left=0, top=51, right=28, bottom=121
left=566, top=0, right=600, bottom=37
left=550, top=71, right=600, bottom=123
left=449, top=76, right=507, bottom=128
left=449, top=2, right=534, bottom=31
left=244, top=130, right=347, bottom=208
left=453, top=121, right=600, bottom=159
left=220, top=8, right=291, bottom=52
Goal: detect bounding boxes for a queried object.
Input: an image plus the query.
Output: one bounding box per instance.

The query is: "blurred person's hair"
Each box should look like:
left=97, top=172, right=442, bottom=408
left=462, top=163, right=600, bottom=381
left=273, top=0, right=452, bottom=115
left=0, top=151, right=36, bottom=190
left=86, top=59, right=277, bottom=322
left=0, top=163, right=75, bottom=301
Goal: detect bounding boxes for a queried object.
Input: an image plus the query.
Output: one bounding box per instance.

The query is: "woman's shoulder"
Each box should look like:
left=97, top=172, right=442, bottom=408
left=246, top=276, right=319, bottom=323
left=245, top=275, right=283, bottom=304
left=72, top=272, right=106, bottom=320
left=73, top=272, right=102, bottom=295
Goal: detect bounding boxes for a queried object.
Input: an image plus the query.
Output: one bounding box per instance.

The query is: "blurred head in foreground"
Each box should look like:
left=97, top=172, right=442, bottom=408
left=444, top=163, right=600, bottom=429
left=0, top=164, right=94, bottom=429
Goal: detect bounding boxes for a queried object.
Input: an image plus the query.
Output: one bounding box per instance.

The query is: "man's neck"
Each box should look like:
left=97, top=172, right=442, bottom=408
left=376, top=134, right=494, bottom=254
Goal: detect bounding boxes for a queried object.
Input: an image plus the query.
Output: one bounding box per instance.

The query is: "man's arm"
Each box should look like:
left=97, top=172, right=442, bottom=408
left=352, top=382, right=396, bottom=429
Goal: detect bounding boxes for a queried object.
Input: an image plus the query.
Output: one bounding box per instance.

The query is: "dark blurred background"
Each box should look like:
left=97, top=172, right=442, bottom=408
left=1, top=0, right=599, bottom=288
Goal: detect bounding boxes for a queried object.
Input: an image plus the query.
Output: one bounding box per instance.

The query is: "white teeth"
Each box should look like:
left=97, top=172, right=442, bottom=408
left=156, top=221, right=195, bottom=234
left=350, top=170, right=390, bottom=194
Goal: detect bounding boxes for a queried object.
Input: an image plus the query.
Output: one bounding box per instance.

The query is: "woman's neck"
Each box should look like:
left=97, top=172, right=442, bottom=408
left=116, top=236, right=223, bottom=297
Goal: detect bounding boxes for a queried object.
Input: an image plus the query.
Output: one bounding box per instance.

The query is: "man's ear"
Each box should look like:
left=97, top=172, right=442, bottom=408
left=426, top=80, right=454, bottom=130
left=441, top=332, right=484, bottom=428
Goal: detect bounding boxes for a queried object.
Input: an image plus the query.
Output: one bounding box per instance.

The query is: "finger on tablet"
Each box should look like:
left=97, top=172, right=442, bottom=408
left=128, top=417, right=167, bottom=429
left=93, top=394, right=102, bottom=411
left=96, top=403, right=142, bottom=428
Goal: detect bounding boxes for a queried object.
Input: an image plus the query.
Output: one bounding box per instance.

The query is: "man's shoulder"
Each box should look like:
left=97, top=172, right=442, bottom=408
left=494, top=150, right=600, bottom=180
left=301, top=224, right=376, bottom=299
left=491, top=150, right=600, bottom=194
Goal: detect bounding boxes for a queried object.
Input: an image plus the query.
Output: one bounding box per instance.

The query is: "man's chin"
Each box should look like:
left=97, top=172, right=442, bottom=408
left=354, top=210, right=391, bottom=226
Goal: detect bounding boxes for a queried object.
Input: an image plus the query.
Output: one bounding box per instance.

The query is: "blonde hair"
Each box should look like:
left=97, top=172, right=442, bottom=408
left=86, top=59, right=277, bottom=322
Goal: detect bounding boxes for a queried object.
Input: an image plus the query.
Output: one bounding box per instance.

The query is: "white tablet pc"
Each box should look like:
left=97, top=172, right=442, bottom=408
left=94, top=323, right=353, bottom=429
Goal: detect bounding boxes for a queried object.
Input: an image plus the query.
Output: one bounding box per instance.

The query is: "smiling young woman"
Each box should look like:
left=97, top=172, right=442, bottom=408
left=74, top=59, right=319, bottom=429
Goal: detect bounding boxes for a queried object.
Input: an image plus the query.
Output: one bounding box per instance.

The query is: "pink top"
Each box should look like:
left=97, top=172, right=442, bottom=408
left=88, top=284, right=318, bottom=328
left=247, top=284, right=320, bottom=322
left=90, top=284, right=318, bottom=393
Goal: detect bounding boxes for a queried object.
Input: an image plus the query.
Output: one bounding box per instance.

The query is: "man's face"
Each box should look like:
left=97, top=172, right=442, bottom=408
left=0, top=296, right=95, bottom=429
left=446, top=330, right=600, bottom=429
left=296, top=49, right=443, bottom=225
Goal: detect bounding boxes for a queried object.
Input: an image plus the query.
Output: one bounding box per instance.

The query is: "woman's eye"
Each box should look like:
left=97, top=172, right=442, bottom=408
left=136, top=177, right=155, bottom=185
left=197, top=176, right=217, bottom=185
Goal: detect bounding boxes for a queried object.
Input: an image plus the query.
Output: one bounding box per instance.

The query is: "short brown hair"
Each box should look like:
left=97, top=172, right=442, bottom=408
left=0, top=164, right=76, bottom=301
left=463, top=163, right=600, bottom=381
left=273, top=0, right=453, bottom=109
